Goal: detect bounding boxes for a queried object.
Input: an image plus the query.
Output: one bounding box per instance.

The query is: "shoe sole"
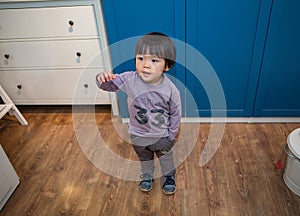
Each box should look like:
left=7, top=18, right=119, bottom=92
left=140, top=185, right=153, bottom=192
left=163, top=188, right=176, bottom=195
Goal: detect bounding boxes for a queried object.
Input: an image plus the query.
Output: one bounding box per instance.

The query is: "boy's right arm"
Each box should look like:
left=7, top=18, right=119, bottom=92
left=96, top=71, right=118, bottom=92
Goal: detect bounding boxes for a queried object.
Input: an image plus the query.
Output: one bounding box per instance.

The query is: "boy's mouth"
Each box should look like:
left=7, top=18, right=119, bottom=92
left=142, top=71, right=151, bottom=76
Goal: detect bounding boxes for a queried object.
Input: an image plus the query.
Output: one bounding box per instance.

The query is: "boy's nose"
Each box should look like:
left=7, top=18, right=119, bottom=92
left=143, top=60, right=150, bottom=68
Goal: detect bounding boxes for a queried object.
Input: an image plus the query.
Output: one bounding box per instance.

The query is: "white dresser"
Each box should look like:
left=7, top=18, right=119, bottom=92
left=0, top=0, right=118, bottom=114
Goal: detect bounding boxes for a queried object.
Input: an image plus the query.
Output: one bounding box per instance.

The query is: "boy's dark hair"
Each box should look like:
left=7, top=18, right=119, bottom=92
left=135, top=32, right=176, bottom=69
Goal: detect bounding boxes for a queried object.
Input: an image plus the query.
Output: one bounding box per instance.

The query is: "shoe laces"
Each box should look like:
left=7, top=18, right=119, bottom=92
left=163, top=176, right=175, bottom=187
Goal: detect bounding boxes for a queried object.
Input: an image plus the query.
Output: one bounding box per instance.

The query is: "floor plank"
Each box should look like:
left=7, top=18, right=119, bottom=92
left=0, top=105, right=300, bottom=216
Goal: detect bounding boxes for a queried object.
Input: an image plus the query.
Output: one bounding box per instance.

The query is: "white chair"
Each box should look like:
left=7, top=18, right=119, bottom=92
left=0, top=84, right=27, bottom=125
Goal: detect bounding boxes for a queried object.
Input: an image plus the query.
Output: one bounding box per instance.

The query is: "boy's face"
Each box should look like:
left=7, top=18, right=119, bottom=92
left=135, top=54, right=170, bottom=85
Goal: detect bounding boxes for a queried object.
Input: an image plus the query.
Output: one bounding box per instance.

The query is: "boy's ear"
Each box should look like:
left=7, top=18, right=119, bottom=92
left=164, top=66, right=170, bottom=72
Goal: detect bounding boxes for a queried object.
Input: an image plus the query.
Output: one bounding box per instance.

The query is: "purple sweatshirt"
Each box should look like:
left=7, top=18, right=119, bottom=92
left=96, top=71, right=181, bottom=140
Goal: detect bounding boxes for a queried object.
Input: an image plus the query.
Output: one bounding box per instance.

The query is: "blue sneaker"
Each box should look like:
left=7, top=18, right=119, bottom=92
left=162, top=176, right=176, bottom=195
left=139, top=173, right=153, bottom=192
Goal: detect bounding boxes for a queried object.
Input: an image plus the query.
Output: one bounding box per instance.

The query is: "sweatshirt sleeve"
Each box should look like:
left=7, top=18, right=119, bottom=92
left=95, top=71, right=134, bottom=93
left=95, top=72, right=122, bottom=92
left=168, top=87, right=182, bottom=140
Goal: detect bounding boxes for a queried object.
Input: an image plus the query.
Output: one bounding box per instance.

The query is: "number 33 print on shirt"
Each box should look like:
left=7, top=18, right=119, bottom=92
left=134, top=105, right=165, bottom=128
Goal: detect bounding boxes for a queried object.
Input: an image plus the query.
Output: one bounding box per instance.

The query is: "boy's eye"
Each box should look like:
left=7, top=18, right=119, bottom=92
left=137, top=56, right=144, bottom=61
left=152, top=59, right=158, bottom=63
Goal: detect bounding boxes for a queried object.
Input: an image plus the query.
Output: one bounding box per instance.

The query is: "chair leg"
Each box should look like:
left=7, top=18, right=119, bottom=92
left=0, top=84, right=28, bottom=125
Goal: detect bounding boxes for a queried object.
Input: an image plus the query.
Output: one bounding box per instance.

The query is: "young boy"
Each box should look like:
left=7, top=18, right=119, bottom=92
left=96, top=32, right=181, bottom=195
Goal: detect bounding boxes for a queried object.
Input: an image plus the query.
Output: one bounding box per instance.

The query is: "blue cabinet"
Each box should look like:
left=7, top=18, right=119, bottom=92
left=101, top=0, right=300, bottom=118
left=253, top=0, right=300, bottom=117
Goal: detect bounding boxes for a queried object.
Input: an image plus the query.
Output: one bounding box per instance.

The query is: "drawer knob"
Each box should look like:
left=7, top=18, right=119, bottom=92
left=76, top=52, right=81, bottom=57
left=69, top=20, right=74, bottom=26
left=4, top=54, right=9, bottom=59
left=84, top=84, right=88, bottom=88
left=17, top=84, right=22, bottom=89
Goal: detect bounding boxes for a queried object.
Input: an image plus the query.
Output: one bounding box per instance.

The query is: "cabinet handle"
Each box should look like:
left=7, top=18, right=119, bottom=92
left=17, top=84, right=22, bottom=89
left=84, top=84, right=88, bottom=88
left=4, top=54, right=9, bottom=59
left=69, top=20, right=74, bottom=26
left=76, top=52, right=81, bottom=57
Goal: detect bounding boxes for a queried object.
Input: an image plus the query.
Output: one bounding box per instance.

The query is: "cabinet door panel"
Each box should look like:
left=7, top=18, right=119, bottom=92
left=253, top=0, right=300, bottom=116
left=186, top=0, right=263, bottom=117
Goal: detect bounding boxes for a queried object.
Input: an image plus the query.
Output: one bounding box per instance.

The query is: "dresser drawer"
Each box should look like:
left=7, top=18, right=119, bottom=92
left=0, top=69, right=111, bottom=104
left=0, top=5, right=98, bottom=39
left=0, top=39, right=105, bottom=69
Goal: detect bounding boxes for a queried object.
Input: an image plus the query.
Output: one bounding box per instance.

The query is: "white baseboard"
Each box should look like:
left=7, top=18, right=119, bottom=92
left=121, top=117, right=300, bottom=124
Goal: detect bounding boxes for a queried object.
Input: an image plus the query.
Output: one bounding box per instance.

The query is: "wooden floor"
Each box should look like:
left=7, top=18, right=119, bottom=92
left=0, top=105, right=300, bottom=216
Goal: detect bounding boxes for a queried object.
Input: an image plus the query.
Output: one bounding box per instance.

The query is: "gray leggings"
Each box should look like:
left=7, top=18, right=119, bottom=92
left=130, top=134, right=175, bottom=177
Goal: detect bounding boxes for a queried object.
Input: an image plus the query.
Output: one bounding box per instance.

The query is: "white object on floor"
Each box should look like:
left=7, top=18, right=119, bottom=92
left=0, top=144, right=19, bottom=211
left=284, top=128, right=300, bottom=196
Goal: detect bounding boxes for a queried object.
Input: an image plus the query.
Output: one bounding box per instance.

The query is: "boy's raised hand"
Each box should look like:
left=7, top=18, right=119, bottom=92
left=97, top=71, right=117, bottom=83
